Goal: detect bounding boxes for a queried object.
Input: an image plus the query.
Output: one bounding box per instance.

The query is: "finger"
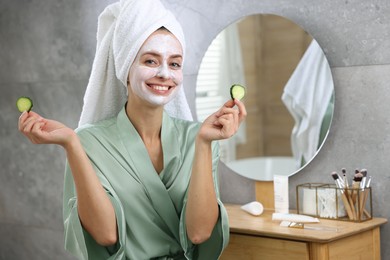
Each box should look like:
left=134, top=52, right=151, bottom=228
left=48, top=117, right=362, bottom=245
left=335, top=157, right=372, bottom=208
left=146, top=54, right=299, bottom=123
left=216, top=114, right=235, bottom=129
left=214, top=99, right=235, bottom=117
left=22, top=115, right=39, bottom=133
left=222, top=99, right=235, bottom=109
left=224, top=113, right=239, bottom=133
left=215, top=117, right=235, bottom=138
left=234, top=99, right=247, bottom=123
left=213, top=114, right=230, bottom=127
left=22, top=118, right=35, bottom=134
left=30, top=121, right=46, bottom=144
left=18, top=111, right=29, bottom=131
left=19, top=111, right=39, bottom=129
left=23, top=117, right=43, bottom=135
left=220, top=109, right=240, bottom=131
left=21, top=111, right=42, bottom=125
left=28, top=111, right=45, bottom=119
left=31, top=119, right=44, bottom=135
left=218, top=107, right=239, bottom=129
left=216, top=107, right=239, bottom=118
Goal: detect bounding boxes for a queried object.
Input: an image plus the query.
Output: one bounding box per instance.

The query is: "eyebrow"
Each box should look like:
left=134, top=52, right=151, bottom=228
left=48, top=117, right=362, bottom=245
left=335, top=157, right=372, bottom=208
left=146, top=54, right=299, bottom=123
left=141, top=51, right=183, bottom=59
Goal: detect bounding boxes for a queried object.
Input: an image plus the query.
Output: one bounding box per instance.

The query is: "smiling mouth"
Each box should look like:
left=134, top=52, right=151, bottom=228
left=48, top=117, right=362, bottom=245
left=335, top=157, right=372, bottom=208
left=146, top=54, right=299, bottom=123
left=148, top=84, right=173, bottom=94
left=151, top=85, right=170, bottom=91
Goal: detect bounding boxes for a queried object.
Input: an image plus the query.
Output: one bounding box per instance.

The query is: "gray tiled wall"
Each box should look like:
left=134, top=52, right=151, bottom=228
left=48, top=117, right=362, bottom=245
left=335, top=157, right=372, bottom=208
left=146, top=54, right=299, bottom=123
left=1, top=0, right=389, bottom=259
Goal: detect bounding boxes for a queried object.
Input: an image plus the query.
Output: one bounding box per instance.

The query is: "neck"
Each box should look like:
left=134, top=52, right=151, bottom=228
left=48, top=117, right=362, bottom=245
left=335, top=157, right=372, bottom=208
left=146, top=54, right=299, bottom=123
left=125, top=98, right=164, bottom=141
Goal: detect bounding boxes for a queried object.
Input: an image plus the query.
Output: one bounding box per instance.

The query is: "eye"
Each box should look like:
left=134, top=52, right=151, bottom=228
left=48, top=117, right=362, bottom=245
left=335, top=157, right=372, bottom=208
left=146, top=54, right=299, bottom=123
left=145, top=59, right=158, bottom=65
left=170, top=57, right=182, bottom=69
left=170, top=62, right=182, bottom=69
left=140, top=54, right=160, bottom=67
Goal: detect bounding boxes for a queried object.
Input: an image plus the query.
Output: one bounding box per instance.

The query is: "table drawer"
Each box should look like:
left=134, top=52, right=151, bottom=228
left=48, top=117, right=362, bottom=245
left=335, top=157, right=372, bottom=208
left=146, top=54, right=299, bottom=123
left=220, top=233, right=310, bottom=260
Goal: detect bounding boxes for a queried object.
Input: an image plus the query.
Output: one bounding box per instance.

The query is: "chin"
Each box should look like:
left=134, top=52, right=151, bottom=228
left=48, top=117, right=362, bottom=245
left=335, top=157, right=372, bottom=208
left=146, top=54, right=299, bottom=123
left=150, top=90, right=179, bottom=106
left=144, top=95, right=174, bottom=107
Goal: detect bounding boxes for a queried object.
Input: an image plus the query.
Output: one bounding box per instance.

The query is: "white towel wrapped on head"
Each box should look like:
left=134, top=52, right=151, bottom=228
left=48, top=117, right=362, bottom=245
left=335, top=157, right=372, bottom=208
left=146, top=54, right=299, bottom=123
left=79, top=0, right=193, bottom=126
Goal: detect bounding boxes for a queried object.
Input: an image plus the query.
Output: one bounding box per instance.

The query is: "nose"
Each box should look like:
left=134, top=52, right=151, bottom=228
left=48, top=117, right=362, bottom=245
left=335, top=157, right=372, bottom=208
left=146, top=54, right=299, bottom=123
left=156, top=63, right=171, bottom=79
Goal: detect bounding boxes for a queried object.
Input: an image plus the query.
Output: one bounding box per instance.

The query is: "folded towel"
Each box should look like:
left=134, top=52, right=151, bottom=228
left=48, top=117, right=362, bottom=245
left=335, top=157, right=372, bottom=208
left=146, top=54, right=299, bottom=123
left=282, top=40, right=334, bottom=167
left=78, top=0, right=192, bottom=126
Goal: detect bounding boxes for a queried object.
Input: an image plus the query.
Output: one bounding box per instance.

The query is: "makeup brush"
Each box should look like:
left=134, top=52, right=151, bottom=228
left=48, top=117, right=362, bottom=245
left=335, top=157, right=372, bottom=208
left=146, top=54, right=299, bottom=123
left=347, top=170, right=363, bottom=220
left=331, top=172, right=354, bottom=220
left=341, top=168, right=347, bottom=187
left=359, top=175, right=372, bottom=220
left=331, top=172, right=343, bottom=188
left=351, top=170, right=363, bottom=204
left=360, top=169, right=367, bottom=190
left=341, top=168, right=350, bottom=198
left=359, top=169, right=368, bottom=219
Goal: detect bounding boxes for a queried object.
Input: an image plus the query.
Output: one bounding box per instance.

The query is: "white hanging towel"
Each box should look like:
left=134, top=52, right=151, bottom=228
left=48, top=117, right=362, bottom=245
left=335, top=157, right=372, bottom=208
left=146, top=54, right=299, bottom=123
left=281, top=40, right=334, bottom=167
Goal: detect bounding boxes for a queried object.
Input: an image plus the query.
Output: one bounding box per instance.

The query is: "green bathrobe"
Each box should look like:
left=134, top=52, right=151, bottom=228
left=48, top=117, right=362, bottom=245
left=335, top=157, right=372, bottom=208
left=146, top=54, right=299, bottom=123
left=63, top=107, right=229, bottom=260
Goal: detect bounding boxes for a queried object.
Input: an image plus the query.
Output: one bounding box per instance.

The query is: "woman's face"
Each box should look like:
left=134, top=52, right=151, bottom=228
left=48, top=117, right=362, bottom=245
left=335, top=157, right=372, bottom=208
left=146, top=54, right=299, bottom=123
left=128, top=30, right=183, bottom=107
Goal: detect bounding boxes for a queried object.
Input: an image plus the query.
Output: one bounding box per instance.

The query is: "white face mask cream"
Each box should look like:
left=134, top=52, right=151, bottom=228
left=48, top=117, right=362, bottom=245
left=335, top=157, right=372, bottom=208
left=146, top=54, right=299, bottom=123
left=128, top=30, right=183, bottom=106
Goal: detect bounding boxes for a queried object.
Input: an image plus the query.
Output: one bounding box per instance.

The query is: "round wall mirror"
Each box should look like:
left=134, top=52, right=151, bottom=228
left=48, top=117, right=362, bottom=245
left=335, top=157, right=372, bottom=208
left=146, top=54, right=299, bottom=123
left=195, top=14, right=334, bottom=181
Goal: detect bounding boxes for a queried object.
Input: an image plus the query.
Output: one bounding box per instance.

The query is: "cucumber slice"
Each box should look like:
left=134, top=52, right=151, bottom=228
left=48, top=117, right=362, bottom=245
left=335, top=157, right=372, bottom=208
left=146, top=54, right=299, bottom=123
left=16, top=97, right=33, bottom=112
left=230, top=84, right=246, bottom=100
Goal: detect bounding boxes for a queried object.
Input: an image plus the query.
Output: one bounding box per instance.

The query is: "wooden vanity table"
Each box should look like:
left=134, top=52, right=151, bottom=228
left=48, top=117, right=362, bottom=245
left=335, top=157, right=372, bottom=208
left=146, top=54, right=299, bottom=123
left=220, top=204, right=387, bottom=260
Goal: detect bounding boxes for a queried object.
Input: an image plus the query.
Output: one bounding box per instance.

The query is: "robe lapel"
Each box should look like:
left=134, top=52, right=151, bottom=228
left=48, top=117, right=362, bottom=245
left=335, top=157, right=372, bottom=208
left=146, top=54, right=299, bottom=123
left=116, top=108, right=181, bottom=242
left=160, top=112, right=181, bottom=182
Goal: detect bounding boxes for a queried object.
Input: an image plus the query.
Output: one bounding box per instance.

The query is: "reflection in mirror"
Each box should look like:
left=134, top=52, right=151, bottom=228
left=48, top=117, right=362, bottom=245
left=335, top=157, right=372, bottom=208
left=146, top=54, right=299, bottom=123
left=195, top=14, right=334, bottom=181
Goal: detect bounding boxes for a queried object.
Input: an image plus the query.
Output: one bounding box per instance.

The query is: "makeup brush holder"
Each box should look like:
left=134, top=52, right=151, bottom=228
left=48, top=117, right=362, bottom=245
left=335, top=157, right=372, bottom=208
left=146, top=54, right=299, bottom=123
left=296, top=183, right=372, bottom=222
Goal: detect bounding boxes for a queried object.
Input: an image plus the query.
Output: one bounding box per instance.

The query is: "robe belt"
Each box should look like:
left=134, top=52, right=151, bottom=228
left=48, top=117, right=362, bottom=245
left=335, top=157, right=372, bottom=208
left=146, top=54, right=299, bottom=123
left=151, top=251, right=185, bottom=260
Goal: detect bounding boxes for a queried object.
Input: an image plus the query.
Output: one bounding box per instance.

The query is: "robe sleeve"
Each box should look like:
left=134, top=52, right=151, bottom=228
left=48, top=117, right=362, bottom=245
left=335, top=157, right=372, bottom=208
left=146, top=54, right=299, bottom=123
left=179, top=141, right=230, bottom=259
left=63, top=161, right=127, bottom=260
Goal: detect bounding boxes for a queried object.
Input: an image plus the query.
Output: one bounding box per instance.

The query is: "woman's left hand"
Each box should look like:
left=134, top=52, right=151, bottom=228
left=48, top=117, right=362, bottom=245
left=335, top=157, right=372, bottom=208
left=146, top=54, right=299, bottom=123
left=198, top=99, right=247, bottom=142
left=187, top=99, right=246, bottom=242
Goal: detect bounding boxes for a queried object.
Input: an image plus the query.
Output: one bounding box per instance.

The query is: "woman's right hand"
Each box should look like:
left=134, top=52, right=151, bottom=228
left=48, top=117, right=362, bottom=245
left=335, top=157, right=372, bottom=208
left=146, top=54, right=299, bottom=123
left=18, top=111, right=76, bottom=148
left=19, top=111, right=118, bottom=245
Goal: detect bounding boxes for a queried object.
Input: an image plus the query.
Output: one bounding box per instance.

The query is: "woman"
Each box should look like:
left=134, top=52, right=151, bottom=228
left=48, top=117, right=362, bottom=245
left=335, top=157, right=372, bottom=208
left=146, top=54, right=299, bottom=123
left=18, top=0, right=246, bottom=259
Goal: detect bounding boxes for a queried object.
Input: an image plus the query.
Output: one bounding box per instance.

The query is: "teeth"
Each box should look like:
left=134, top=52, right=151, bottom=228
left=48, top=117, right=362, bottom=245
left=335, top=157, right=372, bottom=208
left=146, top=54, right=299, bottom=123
left=151, top=85, right=169, bottom=91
